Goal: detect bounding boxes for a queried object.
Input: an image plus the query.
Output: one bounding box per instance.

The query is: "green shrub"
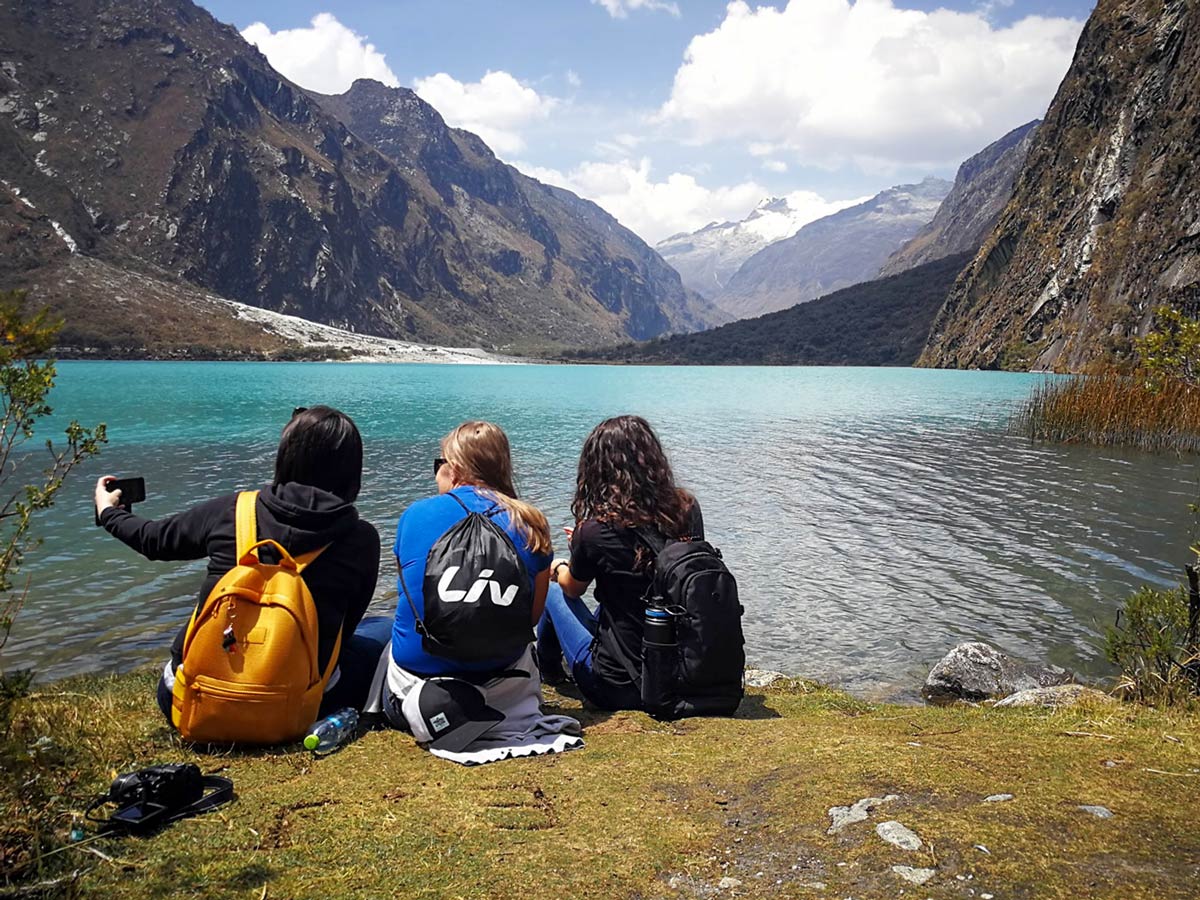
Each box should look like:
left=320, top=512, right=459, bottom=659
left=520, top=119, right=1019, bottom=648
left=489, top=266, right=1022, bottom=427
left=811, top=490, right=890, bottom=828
left=0, top=290, right=105, bottom=884
left=1104, top=584, right=1198, bottom=707
left=1137, top=305, right=1200, bottom=387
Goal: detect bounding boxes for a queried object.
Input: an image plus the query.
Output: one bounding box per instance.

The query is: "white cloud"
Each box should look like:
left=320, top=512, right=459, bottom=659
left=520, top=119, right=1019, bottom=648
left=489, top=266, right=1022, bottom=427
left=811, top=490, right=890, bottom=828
left=566, top=69, right=582, bottom=88
left=241, top=13, right=399, bottom=95
left=593, top=0, right=681, bottom=18
left=515, top=157, right=772, bottom=243
left=413, top=71, right=556, bottom=156
left=660, top=0, right=1083, bottom=169
left=762, top=159, right=788, bottom=173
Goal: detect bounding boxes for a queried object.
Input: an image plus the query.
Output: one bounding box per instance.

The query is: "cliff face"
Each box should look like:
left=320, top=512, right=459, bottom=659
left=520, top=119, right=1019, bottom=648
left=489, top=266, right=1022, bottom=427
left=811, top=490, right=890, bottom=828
left=879, top=121, right=1040, bottom=278
left=921, top=0, right=1200, bottom=371
left=715, top=178, right=951, bottom=321
left=0, top=0, right=716, bottom=352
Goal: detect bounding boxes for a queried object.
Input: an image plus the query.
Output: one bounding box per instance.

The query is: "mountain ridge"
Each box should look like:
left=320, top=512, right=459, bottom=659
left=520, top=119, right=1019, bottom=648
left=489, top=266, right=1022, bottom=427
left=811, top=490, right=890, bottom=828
left=879, top=120, right=1040, bottom=278
left=0, top=0, right=719, bottom=355
left=654, top=194, right=863, bottom=299
left=714, top=177, right=952, bottom=321
left=573, top=253, right=973, bottom=367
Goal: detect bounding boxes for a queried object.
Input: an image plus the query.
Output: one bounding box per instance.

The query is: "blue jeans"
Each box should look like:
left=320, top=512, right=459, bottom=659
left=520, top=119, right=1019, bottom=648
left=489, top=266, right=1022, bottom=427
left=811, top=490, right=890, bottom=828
left=536, top=585, right=641, bottom=711
left=319, top=615, right=392, bottom=716
left=156, top=615, right=393, bottom=725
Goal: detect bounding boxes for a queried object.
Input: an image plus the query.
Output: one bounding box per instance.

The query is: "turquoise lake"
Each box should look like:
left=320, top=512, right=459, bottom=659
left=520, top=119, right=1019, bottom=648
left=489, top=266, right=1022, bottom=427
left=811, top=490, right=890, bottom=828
left=8, top=361, right=1196, bottom=699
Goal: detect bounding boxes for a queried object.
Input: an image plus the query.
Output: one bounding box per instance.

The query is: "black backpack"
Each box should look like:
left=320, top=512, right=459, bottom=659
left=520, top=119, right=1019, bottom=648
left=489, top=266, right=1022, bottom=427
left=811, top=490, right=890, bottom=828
left=400, top=493, right=533, bottom=663
left=628, top=530, right=745, bottom=719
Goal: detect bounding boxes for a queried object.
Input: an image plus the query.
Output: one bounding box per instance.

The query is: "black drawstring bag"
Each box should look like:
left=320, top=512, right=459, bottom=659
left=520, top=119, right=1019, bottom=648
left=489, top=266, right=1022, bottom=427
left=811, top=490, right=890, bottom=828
left=85, top=763, right=234, bottom=834
left=401, top=493, right=533, bottom=663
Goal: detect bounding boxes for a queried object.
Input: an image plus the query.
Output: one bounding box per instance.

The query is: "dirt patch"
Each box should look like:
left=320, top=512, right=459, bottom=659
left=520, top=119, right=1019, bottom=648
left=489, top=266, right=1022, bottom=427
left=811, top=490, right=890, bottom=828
left=265, top=799, right=338, bottom=850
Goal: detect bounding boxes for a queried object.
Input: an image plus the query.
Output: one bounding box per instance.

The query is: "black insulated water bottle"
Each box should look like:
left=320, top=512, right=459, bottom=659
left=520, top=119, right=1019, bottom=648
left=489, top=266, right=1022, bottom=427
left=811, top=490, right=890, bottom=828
left=641, top=606, right=677, bottom=716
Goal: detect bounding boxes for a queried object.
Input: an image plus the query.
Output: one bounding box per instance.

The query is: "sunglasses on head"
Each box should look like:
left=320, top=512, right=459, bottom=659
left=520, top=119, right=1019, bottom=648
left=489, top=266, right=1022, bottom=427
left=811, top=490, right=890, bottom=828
left=292, top=406, right=307, bottom=418
left=434, top=457, right=449, bottom=476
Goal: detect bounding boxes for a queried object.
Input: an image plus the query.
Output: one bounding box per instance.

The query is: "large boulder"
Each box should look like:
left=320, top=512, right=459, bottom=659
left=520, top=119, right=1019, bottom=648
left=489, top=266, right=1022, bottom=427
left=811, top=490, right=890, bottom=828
left=922, top=642, right=1072, bottom=704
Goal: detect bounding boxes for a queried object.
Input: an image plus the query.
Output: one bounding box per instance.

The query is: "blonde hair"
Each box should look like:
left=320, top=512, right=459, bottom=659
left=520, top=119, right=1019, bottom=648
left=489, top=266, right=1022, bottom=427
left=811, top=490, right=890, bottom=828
left=441, top=421, right=552, bottom=556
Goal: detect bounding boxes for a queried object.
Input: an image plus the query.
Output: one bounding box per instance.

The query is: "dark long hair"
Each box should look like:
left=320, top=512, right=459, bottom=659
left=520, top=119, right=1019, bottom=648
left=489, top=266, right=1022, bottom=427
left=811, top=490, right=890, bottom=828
left=274, top=405, right=363, bottom=502
left=571, top=415, right=693, bottom=536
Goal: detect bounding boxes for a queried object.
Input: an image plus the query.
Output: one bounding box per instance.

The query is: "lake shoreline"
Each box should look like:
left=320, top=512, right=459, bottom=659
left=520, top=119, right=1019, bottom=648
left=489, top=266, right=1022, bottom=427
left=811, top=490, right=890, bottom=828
left=3, top=667, right=1197, bottom=899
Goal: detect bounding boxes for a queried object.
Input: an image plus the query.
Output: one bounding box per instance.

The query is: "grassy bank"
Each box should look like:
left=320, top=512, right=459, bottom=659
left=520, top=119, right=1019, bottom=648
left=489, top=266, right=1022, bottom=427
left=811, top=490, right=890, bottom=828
left=1013, top=372, right=1200, bottom=452
left=3, top=672, right=1200, bottom=899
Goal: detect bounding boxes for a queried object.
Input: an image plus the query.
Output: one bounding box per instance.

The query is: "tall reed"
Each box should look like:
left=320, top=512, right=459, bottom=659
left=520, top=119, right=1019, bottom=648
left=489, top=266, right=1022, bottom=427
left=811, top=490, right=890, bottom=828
left=1013, top=371, right=1200, bottom=453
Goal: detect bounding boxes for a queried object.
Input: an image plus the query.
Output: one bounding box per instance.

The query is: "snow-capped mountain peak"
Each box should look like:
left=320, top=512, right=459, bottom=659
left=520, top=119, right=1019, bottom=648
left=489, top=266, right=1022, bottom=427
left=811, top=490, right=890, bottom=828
left=655, top=191, right=869, bottom=298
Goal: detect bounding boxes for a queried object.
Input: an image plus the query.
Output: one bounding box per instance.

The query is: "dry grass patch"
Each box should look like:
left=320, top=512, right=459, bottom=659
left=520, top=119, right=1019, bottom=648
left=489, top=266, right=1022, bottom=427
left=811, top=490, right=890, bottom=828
left=1013, top=372, right=1200, bottom=452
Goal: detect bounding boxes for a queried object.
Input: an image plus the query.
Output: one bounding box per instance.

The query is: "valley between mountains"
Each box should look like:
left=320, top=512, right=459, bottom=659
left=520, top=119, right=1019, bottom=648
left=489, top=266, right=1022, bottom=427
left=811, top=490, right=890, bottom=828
left=1, top=0, right=1197, bottom=372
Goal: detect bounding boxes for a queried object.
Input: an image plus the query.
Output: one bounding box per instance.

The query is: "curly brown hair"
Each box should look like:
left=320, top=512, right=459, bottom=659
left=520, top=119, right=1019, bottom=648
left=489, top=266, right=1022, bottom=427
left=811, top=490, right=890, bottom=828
left=571, top=415, right=693, bottom=536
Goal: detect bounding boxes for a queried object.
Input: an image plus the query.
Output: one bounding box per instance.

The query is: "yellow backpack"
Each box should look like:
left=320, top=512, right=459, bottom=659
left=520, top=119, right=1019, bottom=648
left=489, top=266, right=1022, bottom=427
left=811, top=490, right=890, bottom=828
left=171, top=491, right=340, bottom=744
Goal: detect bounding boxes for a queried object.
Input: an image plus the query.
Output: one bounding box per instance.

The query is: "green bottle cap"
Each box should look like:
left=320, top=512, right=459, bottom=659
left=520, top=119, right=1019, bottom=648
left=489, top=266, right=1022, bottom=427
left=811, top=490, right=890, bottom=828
left=303, top=734, right=320, bottom=751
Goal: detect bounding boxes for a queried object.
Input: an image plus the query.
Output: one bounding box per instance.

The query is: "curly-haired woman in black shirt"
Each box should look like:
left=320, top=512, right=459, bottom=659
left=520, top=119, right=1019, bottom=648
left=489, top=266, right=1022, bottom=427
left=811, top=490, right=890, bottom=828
left=537, top=415, right=703, bottom=711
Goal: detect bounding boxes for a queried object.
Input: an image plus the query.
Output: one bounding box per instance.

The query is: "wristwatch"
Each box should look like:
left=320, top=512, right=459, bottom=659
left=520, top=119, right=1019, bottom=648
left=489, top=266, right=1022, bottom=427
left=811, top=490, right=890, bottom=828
left=552, top=560, right=568, bottom=580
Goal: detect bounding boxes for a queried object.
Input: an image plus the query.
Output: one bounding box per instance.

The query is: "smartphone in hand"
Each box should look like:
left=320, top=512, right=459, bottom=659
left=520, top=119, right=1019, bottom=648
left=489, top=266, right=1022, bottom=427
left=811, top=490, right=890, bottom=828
left=95, top=476, right=147, bottom=526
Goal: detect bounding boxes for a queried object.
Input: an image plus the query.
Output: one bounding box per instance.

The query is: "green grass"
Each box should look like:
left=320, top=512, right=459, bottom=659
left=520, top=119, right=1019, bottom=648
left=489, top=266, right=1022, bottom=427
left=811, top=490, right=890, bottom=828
left=3, top=671, right=1200, bottom=898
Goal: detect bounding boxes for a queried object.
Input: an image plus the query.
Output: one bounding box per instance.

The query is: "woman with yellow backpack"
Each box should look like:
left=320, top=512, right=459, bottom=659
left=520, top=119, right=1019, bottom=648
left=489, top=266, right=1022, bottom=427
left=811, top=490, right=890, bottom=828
left=94, top=406, right=385, bottom=745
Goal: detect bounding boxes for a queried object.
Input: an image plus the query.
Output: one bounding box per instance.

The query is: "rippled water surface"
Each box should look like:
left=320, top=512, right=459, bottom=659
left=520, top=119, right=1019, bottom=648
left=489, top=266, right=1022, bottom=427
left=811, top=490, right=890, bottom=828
left=10, top=362, right=1196, bottom=698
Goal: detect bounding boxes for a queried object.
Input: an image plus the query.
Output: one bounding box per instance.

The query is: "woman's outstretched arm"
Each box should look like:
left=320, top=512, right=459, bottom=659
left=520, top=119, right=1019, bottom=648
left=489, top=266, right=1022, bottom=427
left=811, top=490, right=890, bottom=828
left=95, top=475, right=228, bottom=561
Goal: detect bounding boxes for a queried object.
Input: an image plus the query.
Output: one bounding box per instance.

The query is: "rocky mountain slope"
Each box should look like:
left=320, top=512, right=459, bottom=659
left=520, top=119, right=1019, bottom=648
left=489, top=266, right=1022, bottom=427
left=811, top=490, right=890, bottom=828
left=654, top=196, right=857, bottom=299
left=880, top=121, right=1040, bottom=278
left=715, top=177, right=952, bottom=321
left=921, top=0, right=1200, bottom=371
left=576, top=253, right=972, bottom=367
left=317, top=80, right=721, bottom=344
left=0, top=0, right=717, bottom=355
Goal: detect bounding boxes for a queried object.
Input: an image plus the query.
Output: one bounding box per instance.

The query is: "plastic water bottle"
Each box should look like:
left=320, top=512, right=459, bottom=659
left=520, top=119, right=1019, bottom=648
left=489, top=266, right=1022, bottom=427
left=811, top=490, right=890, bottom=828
left=304, top=708, right=359, bottom=753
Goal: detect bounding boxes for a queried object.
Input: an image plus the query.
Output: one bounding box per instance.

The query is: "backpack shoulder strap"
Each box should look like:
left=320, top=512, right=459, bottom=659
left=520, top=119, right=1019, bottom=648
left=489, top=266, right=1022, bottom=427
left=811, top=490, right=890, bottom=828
left=633, top=526, right=667, bottom=556
left=235, top=490, right=327, bottom=572
left=235, top=490, right=259, bottom=561
left=448, top=487, right=505, bottom=519
left=398, top=490, right=475, bottom=644
left=600, top=626, right=643, bottom=689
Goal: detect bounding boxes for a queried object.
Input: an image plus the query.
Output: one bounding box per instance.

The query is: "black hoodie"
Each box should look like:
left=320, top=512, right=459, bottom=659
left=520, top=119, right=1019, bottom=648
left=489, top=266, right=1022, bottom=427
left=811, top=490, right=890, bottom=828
left=101, top=483, right=381, bottom=672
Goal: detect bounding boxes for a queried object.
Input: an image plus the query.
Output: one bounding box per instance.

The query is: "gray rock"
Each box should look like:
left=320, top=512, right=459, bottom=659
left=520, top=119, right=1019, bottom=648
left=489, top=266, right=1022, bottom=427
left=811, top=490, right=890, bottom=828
left=827, top=794, right=899, bottom=834
left=1079, top=805, right=1114, bottom=819
left=994, top=684, right=1114, bottom=708
left=876, top=820, right=923, bottom=851
left=718, top=876, right=742, bottom=889
left=982, top=793, right=1014, bottom=803
left=922, top=641, right=1073, bottom=704
left=891, top=865, right=936, bottom=886
left=744, top=668, right=787, bottom=688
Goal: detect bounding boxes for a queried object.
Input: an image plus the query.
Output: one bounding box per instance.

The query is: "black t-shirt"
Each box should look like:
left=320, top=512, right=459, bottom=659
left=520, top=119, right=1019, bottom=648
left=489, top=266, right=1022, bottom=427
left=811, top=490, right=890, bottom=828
left=101, top=483, right=380, bottom=674
left=568, top=500, right=704, bottom=688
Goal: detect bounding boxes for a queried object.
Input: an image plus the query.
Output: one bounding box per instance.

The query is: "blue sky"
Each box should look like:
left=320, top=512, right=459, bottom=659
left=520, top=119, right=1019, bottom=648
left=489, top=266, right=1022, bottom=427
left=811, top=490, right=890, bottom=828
left=197, top=0, right=1097, bottom=243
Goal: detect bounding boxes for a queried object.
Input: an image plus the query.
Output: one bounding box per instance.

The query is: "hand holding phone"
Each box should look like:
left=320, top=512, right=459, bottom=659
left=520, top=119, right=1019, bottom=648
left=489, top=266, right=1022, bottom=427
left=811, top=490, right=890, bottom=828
left=94, top=475, right=147, bottom=526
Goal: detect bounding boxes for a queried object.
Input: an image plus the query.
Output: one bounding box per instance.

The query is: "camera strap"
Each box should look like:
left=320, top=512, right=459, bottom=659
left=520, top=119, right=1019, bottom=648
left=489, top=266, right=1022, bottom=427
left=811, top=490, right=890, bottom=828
left=86, top=774, right=235, bottom=834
